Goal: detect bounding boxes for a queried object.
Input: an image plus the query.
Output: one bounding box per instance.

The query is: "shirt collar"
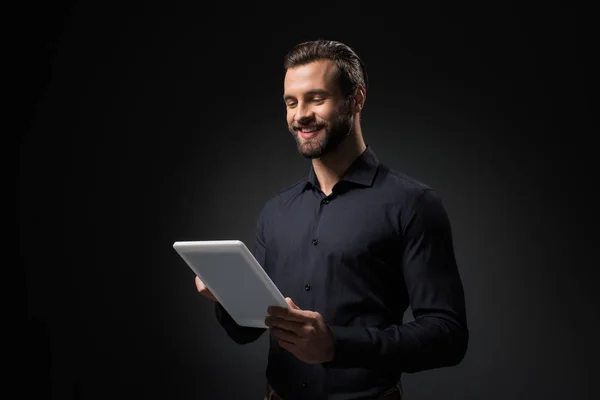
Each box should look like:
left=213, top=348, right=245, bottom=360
left=305, top=145, right=379, bottom=191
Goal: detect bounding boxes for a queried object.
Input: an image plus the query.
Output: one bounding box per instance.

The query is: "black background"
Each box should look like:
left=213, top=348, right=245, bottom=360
left=14, top=1, right=595, bottom=399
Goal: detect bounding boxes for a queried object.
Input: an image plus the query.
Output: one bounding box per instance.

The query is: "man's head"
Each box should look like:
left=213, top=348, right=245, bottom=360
left=283, top=40, right=367, bottom=159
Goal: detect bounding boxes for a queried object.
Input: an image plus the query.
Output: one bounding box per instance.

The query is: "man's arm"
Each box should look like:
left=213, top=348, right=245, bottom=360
left=214, top=206, right=269, bottom=344
left=214, top=302, right=266, bottom=344
left=323, top=189, right=468, bottom=372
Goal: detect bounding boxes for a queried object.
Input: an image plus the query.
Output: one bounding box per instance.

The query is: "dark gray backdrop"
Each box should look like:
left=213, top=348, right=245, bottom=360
left=15, top=1, right=595, bottom=399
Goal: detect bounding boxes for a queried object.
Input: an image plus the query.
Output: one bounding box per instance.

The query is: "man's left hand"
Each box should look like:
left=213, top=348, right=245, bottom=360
left=265, top=297, right=335, bottom=364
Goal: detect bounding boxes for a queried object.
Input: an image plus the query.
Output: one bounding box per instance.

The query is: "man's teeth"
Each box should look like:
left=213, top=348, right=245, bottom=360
left=301, top=127, right=319, bottom=133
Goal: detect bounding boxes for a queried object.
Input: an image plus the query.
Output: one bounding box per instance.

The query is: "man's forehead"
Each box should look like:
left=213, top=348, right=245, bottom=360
left=284, top=60, right=338, bottom=92
left=284, top=60, right=337, bottom=84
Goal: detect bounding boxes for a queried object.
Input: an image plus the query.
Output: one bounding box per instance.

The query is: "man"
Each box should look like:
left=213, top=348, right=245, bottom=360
left=195, top=39, right=468, bottom=399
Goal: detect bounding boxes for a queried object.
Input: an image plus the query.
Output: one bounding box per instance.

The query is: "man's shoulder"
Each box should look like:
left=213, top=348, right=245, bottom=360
left=376, top=163, right=449, bottom=227
left=377, top=163, right=434, bottom=199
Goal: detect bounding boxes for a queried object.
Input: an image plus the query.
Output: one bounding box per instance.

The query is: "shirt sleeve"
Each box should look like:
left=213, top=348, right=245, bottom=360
left=323, top=189, right=469, bottom=372
left=214, top=204, right=269, bottom=344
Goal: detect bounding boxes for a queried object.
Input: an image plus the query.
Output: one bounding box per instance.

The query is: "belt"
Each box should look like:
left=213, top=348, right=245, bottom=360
left=265, top=384, right=402, bottom=399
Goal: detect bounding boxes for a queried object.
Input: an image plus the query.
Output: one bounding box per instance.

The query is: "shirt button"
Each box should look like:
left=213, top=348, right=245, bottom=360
left=301, top=382, right=308, bottom=388
left=305, top=284, right=311, bottom=291
left=312, top=238, right=318, bottom=245
left=321, top=198, right=329, bottom=204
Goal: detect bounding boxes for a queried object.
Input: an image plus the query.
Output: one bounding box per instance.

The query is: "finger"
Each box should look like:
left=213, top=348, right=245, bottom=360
left=286, top=297, right=299, bottom=310
left=204, top=290, right=216, bottom=301
left=195, top=276, right=204, bottom=292
left=272, top=328, right=300, bottom=345
left=278, top=340, right=305, bottom=362
left=268, top=306, right=312, bottom=323
left=195, top=276, right=216, bottom=300
left=265, top=316, right=304, bottom=335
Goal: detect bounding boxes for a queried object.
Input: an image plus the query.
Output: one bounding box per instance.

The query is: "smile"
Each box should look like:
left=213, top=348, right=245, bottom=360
left=298, top=126, right=323, bottom=139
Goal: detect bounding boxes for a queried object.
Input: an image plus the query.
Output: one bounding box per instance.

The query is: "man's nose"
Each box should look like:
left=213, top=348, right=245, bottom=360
left=294, top=103, right=313, bottom=123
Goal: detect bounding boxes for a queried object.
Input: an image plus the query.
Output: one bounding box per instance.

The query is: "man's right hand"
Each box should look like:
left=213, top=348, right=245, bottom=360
left=195, top=276, right=217, bottom=301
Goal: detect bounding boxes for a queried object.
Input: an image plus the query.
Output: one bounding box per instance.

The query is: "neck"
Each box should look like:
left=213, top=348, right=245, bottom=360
left=312, top=124, right=367, bottom=196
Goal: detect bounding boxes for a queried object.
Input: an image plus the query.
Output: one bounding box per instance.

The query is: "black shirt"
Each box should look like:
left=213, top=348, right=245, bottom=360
left=215, top=146, right=468, bottom=399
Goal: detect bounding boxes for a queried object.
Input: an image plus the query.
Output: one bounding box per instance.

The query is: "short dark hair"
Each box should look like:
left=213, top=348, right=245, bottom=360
left=283, top=39, right=368, bottom=99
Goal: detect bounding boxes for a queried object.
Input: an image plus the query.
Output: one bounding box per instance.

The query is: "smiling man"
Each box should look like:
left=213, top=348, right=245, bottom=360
left=195, top=39, right=469, bottom=400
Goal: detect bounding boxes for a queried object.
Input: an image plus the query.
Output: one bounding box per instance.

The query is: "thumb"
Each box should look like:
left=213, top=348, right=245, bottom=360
left=285, top=297, right=299, bottom=309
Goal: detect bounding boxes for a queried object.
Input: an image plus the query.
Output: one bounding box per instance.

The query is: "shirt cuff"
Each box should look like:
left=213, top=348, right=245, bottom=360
left=322, top=325, right=370, bottom=368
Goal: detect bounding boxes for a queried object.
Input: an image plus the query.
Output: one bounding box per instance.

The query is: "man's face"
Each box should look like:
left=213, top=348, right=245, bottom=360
left=283, top=60, right=353, bottom=159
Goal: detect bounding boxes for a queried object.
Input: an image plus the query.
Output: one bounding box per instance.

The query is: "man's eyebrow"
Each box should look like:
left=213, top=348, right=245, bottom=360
left=283, top=89, right=331, bottom=102
left=305, top=89, right=331, bottom=97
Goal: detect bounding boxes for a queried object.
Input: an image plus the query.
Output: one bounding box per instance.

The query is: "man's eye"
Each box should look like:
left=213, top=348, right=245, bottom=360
left=312, top=98, right=324, bottom=102
left=286, top=102, right=297, bottom=108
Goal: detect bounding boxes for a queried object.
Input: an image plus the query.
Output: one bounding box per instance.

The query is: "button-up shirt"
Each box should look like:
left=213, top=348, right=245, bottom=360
left=215, top=146, right=468, bottom=399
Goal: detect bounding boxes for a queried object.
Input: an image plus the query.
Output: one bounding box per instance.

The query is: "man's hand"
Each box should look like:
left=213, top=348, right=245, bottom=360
left=265, top=297, right=335, bottom=364
left=194, top=276, right=217, bottom=301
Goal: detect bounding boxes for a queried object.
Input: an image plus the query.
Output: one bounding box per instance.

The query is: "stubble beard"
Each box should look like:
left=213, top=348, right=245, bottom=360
left=290, top=110, right=354, bottom=160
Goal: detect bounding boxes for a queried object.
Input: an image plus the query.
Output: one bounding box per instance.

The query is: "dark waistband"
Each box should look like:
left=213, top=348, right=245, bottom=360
left=266, top=384, right=403, bottom=400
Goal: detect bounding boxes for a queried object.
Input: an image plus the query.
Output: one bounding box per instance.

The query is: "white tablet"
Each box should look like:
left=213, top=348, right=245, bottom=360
left=173, top=240, right=288, bottom=328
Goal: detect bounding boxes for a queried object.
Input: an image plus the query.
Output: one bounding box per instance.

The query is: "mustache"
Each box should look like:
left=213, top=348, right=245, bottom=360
left=290, top=122, right=326, bottom=130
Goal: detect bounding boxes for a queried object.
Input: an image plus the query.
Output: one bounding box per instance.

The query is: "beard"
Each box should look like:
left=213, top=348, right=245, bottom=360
left=289, top=109, right=354, bottom=159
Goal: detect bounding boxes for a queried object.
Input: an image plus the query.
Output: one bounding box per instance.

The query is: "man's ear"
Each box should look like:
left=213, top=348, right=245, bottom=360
left=352, top=86, right=366, bottom=113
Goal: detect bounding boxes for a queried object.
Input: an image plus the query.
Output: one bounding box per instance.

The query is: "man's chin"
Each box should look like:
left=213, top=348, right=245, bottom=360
left=298, top=141, right=324, bottom=159
left=299, top=147, right=323, bottom=159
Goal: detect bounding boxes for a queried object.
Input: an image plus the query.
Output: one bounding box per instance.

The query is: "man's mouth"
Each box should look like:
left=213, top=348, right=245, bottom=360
left=297, top=125, right=323, bottom=139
